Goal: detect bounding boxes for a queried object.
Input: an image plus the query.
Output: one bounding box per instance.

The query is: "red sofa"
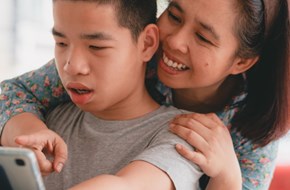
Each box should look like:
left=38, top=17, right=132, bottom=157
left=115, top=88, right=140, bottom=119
left=269, top=165, right=290, bottom=190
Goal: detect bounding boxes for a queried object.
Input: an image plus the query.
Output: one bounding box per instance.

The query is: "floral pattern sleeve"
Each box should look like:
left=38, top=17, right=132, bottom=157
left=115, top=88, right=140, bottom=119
left=219, top=92, right=278, bottom=190
left=0, top=59, right=70, bottom=135
left=231, top=129, right=278, bottom=190
left=214, top=111, right=278, bottom=190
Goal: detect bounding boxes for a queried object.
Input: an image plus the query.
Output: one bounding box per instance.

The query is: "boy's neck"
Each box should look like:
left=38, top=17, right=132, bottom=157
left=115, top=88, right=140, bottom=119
left=90, top=88, right=160, bottom=121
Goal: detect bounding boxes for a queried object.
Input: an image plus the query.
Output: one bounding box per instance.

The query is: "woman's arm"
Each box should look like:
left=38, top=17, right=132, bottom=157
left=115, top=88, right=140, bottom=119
left=0, top=59, right=70, bottom=174
left=170, top=112, right=279, bottom=190
left=0, top=59, right=70, bottom=138
left=1, top=112, right=67, bottom=175
left=169, top=113, right=242, bottom=190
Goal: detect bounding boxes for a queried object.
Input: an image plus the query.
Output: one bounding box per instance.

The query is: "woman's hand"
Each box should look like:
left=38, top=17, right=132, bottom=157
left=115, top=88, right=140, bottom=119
left=169, top=113, right=241, bottom=188
left=1, top=113, right=67, bottom=176
left=15, top=129, right=67, bottom=176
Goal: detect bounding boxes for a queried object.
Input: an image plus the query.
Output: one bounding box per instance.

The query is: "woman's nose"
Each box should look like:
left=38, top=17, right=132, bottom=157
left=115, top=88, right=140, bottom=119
left=166, top=27, right=189, bottom=54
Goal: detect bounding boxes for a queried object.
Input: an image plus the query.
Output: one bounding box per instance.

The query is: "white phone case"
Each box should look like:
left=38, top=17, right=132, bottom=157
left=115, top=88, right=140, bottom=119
left=0, top=147, right=45, bottom=190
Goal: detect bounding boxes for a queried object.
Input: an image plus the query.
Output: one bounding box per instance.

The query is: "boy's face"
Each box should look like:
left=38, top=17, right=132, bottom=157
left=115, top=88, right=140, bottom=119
left=53, top=1, right=146, bottom=117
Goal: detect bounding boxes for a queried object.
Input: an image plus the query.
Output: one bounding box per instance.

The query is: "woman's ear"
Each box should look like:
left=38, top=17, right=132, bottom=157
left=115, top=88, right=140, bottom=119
left=138, top=24, right=159, bottom=62
left=230, top=56, right=259, bottom=75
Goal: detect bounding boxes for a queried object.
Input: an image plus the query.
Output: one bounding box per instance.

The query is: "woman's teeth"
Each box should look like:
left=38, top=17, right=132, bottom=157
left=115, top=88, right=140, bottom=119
left=163, top=54, right=188, bottom=71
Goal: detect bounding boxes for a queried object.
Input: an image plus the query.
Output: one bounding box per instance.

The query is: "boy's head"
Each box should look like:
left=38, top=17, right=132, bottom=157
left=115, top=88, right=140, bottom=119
left=52, top=0, right=159, bottom=119
left=53, top=0, right=157, bottom=41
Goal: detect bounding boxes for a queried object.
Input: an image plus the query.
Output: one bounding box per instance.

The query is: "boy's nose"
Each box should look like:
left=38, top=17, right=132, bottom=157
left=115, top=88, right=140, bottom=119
left=64, top=50, right=90, bottom=76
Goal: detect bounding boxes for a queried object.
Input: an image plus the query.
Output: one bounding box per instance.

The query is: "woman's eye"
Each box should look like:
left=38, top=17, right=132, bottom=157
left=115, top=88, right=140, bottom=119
left=168, top=10, right=181, bottom=23
left=196, top=33, right=212, bottom=45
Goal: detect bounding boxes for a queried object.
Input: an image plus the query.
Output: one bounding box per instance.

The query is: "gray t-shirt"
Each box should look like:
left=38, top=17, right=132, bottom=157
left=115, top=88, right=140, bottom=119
left=44, top=103, right=202, bottom=190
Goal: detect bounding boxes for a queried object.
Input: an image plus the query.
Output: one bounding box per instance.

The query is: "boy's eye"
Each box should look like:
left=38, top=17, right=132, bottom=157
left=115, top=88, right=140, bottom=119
left=89, top=45, right=106, bottom=50
left=196, top=33, right=213, bottom=45
left=167, top=10, right=181, bottom=23
left=56, top=42, right=67, bottom=47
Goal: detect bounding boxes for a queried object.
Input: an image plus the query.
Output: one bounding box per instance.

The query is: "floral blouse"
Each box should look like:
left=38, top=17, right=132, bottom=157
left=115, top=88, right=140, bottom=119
left=0, top=59, right=278, bottom=190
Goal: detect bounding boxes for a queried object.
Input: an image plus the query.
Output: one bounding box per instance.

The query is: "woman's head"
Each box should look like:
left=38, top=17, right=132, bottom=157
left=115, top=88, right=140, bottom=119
left=157, top=0, right=289, bottom=145
left=156, top=0, right=258, bottom=95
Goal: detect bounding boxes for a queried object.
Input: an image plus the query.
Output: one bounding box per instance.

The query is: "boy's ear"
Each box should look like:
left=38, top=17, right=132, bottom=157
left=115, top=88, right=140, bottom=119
left=138, top=24, right=159, bottom=62
left=230, top=56, right=259, bottom=75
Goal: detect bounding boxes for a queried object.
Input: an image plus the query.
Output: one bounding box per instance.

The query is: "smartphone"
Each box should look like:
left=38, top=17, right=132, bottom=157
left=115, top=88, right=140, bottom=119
left=0, top=147, right=45, bottom=190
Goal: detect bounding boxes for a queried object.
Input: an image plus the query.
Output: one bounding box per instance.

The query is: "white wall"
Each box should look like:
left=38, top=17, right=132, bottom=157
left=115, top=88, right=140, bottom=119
left=0, top=0, right=54, bottom=82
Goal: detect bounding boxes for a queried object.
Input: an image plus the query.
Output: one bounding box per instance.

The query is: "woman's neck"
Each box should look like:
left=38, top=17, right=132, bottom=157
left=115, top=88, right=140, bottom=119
left=172, top=75, right=243, bottom=113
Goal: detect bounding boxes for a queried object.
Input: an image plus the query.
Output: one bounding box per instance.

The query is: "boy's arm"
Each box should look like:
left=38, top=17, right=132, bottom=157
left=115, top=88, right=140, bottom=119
left=0, top=59, right=70, bottom=139
left=70, top=161, right=174, bottom=190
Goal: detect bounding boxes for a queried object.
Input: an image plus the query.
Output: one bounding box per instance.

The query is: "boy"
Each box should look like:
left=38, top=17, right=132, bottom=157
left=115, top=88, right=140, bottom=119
left=1, top=0, right=202, bottom=189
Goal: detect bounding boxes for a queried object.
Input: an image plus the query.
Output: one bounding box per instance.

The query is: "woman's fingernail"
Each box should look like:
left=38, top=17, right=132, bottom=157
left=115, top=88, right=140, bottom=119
left=56, top=163, right=63, bottom=173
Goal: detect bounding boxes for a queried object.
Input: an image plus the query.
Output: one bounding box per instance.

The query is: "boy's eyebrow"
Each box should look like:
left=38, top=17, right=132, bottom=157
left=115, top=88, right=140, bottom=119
left=52, top=28, right=114, bottom=41
left=80, top=32, right=114, bottom=41
left=197, top=21, right=220, bottom=41
left=52, top=28, right=66, bottom=38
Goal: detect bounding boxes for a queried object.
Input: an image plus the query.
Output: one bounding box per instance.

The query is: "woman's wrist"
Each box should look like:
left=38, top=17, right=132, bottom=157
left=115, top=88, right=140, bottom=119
left=206, top=167, right=242, bottom=190
left=0, top=113, right=47, bottom=146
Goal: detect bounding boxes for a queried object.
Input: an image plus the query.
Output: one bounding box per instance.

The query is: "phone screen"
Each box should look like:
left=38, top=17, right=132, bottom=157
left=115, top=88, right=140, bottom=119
left=0, top=165, right=13, bottom=190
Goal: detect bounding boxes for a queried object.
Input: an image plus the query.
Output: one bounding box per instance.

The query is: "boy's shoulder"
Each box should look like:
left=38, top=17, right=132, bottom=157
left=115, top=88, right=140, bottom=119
left=157, top=105, right=185, bottom=115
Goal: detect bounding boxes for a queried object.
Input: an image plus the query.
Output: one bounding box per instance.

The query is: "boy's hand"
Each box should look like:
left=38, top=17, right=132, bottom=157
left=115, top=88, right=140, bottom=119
left=15, top=129, right=67, bottom=176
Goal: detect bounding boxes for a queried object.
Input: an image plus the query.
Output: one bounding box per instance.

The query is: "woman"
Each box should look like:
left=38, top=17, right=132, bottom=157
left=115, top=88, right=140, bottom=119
left=1, top=0, right=289, bottom=189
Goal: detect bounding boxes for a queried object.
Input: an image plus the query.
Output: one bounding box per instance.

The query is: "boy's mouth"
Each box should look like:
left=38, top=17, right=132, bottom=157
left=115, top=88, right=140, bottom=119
left=163, top=53, right=189, bottom=71
left=66, top=83, right=94, bottom=105
left=70, top=88, right=92, bottom=95
left=66, top=83, right=94, bottom=95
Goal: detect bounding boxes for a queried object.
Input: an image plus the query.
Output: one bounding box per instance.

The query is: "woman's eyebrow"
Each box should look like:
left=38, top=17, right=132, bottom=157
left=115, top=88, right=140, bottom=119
left=169, top=1, right=184, bottom=13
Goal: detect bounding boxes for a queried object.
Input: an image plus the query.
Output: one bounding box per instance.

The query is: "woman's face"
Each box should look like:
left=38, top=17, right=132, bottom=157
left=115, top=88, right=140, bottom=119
left=157, top=0, right=242, bottom=91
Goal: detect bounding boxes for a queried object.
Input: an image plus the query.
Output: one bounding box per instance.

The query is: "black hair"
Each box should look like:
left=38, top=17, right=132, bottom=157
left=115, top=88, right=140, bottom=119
left=53, top=0, right=157, bottom=41
left=233, top=0, right=290, bottom=146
